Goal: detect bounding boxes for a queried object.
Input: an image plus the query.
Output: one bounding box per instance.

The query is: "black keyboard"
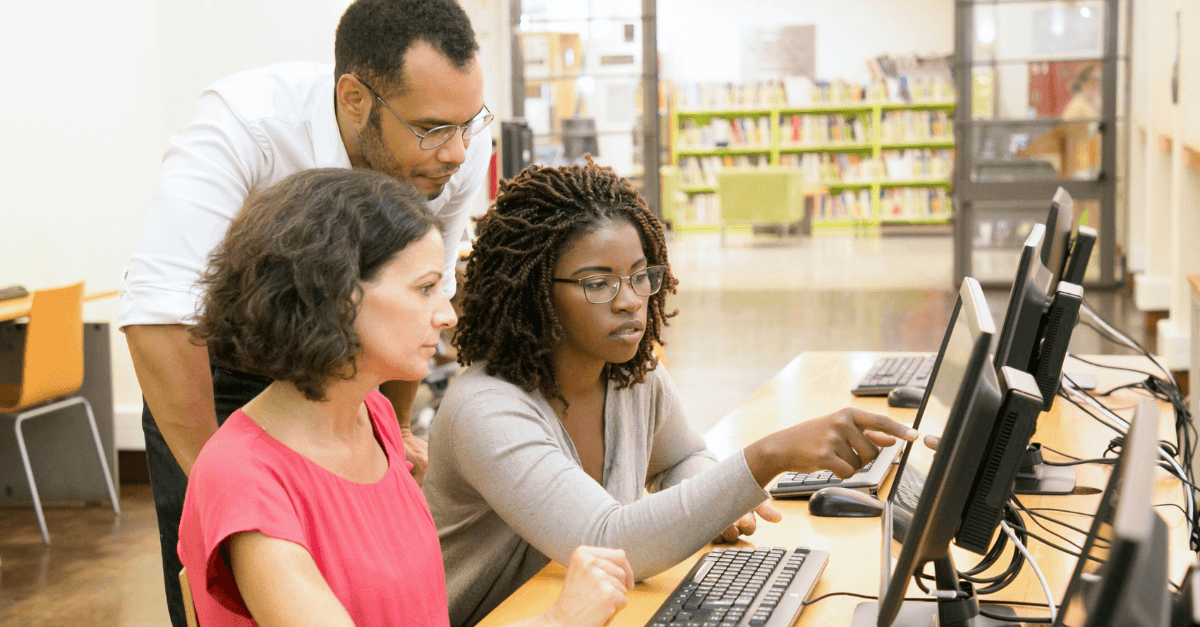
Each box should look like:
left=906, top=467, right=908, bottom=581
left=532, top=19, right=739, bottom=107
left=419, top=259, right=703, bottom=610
left=768, top=442, right=901, bottom=498
left=644, top=546, right=828, bottom=627
left=851, top=355, right=935, bottom=396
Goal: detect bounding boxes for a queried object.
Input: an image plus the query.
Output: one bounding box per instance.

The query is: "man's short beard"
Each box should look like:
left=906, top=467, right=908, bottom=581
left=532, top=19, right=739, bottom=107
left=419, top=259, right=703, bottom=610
left=358, top=109, right=445, bottom=201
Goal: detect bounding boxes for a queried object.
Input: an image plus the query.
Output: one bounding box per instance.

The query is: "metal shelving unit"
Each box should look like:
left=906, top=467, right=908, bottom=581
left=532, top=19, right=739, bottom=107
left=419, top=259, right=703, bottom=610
left=952, top=0, right=1130, bottom=288
left=509, top=0, right=661, bottom=215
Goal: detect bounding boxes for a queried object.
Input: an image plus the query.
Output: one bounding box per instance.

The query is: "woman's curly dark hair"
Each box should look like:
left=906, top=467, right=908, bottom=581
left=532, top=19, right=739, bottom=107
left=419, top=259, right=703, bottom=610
left=454, top=159, right=678, bottom=406
left=190, top=168, right=440, bottom=402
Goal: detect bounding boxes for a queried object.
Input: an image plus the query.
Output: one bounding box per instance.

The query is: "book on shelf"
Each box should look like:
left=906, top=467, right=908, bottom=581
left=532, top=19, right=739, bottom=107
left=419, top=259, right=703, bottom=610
left=878, top=187, right=952, bottom=219
left=673, top=64, right=955, bottom=111
left=678, top=155, right=771, bottom=189
left=681, top=192, right=720, bottom=225
left=676, top=116, right=772, bottom=150
left=778, top=114, right=870, bottom=145
left=814, top=189, right=874, bottom=220
left=880, top=149, right=954, bottom=180
left=879, top=110, right=954, bottom=142
left=777, top=151, right=951, bottom=186
left=674, top=81, right=787, bottom=110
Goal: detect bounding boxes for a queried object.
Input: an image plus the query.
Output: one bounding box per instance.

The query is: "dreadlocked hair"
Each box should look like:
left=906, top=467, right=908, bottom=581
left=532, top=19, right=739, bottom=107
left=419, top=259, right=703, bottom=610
left=454, top=158, right=678, bottom=409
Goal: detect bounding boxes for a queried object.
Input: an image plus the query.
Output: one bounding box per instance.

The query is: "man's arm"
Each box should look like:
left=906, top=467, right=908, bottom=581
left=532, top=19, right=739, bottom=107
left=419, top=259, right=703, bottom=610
left=126, top=325, right=218, bottom=477
left=378, top=379, right=429, bottom=485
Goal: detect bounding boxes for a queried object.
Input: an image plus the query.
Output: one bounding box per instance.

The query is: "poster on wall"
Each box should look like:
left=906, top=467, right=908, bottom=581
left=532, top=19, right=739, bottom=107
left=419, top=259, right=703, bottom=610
left=742, top=24, right=816, bottom=80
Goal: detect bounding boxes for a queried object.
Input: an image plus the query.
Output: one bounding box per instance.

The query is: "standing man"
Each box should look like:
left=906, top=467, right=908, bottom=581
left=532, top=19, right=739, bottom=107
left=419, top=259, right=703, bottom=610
left=119, top=1, right=491, bottom=624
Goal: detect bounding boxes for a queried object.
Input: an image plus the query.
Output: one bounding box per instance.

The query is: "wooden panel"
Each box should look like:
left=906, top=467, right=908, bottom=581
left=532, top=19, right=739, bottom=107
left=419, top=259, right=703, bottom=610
left=1184, top=144, right=1200, bottom=173
left=1158, top=133, right=1174, bottom=153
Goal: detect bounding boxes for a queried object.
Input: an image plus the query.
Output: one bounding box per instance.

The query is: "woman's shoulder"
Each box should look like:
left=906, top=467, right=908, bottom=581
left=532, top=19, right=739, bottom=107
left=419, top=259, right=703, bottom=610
left=189, top=411, right=282, bottom=490
left=444, top=362, right=541, bottom=404
left=615, top=362, right=676, bottom=398
left=437, top=363, right=555, bottom=428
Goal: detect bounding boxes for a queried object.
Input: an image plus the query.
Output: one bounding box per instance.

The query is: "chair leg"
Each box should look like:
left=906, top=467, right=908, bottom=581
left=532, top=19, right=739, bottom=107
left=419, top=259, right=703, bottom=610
left=13, top=415, right=50, bottom=546
left=78, top=397, right=121, bottom=516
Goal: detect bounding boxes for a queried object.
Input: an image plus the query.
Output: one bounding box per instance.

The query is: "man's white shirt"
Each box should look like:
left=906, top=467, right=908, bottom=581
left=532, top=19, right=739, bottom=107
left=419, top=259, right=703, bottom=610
left=120, top=61, right=490, bottom=329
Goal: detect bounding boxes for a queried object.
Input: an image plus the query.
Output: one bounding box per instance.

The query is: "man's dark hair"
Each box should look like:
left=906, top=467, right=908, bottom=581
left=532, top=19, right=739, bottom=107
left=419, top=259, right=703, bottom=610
left=334, top=0, right=479, bottom=97
left=454, top=159, right=678, bottom=407
left=191, top=168, right=441, bottom=402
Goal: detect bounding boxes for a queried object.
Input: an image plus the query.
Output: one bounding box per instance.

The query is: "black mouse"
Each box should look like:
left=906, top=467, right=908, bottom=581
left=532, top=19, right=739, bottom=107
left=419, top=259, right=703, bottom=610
left=887, top=385, right=926, bottom=409
left=807, top=487, right=884, bottom=518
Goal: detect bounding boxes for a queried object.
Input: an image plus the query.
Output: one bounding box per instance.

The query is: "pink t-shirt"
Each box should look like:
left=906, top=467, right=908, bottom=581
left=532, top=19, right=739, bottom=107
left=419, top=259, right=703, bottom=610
left=177, top=390, right=448, bottom=627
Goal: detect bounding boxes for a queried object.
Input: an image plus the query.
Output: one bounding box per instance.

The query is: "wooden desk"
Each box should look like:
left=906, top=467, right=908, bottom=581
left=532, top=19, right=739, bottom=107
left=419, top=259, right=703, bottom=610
left=0, top=295, right=33, bottom=323
left=477, top=352, right=1191, bottom=627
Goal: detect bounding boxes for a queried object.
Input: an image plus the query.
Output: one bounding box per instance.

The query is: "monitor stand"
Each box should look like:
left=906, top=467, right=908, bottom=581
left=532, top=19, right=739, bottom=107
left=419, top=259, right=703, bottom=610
left=851, top=557, right=1020, bottom=627
left=1013, top=443, right=1076, bottom=495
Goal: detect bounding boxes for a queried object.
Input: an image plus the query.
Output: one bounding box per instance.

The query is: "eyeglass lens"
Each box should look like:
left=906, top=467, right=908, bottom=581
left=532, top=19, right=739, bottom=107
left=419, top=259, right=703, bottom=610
left=420, top=113, right=495, bottom=150
left=581, top=266, right=666, bottom=304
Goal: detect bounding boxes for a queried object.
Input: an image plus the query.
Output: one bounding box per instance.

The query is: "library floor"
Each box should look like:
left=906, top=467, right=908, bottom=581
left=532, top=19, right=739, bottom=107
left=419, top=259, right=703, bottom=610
left=0, top=232, right=1147, bottom=626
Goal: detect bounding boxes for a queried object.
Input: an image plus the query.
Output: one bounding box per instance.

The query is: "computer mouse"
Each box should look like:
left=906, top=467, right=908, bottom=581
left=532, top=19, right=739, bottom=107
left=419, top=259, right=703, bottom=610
left=887, top=385, right=926, bottom=409
left=807, top=486, right=884, bottom=518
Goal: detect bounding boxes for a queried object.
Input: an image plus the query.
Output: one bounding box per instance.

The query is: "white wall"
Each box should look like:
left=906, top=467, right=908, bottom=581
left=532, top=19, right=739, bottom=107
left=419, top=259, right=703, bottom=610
left=1, top=1, right=165, bottom=449
left=657, top=0, right=954, bottom=85
left=1126, top=0, right=1200, bottom=368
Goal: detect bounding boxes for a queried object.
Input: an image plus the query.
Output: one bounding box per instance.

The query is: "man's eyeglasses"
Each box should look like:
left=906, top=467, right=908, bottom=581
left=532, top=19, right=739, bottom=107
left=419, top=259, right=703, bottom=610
left=357, top=77, right=494, bottom=150
left=551, top=266, right=668, bottom=304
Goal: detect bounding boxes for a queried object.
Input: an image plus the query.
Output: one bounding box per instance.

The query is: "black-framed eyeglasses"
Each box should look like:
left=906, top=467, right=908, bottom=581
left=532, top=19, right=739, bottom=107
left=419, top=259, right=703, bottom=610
left=357, top=77, right=494, bottom=150
left=551, top=266, right=667, bottom=304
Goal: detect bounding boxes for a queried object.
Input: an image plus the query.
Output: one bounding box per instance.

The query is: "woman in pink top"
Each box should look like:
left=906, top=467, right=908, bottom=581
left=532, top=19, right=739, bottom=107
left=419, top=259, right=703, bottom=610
left=178, top=168, right=633, bottom=627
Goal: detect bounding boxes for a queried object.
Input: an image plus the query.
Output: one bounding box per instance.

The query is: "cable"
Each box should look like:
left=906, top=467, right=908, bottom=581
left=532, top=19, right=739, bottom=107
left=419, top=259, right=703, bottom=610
left=1021, top=528, right=1084, bottom=558
left=978, top=608, right=1052, bottom=623
left=802, top=590, right=1053, bottom=609
left=914, top=506, right=1026, bottom=594
left=1061, top=373, right=1200, bottom=550
left=1028, top=506, right=1095, bottom=518
left=1040, top=444, right=1081, bottom=461
left=802, top=590, right=1055, bottom=622
left=1077, top=302, right=1176, bottom=386
left=1000, top=520, right=1057, bottom=624
left=1042, top=457, right=1116, bottom=467
left=1012, top=496, right=1096, bottom=549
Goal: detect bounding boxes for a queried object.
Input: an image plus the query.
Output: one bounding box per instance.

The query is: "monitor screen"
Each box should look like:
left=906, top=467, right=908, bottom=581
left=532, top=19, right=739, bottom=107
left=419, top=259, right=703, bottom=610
left=994, top=222, right=1055, bottom=373
left=1043, top=187, right=1075, bottom=286
left=1054, top=399, right=1170, bottom=627
left=877, top=277, right=1000, bottom=627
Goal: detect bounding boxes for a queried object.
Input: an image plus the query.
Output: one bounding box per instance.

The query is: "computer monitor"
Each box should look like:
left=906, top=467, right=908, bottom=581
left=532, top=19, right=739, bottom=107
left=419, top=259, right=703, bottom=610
left=1043, top=187, right=1075, bottom=286
left=851, top=277, right=1015, bottom=627
left=1063, top=226, right=1097, bottom=286
left=993, top=223, right=1055, bottom=375
left=989, top=191, right=1096, bottom=495
left=1054, top=399, right=1170, bottom=627
left=500, top=119, right=534, bottom=179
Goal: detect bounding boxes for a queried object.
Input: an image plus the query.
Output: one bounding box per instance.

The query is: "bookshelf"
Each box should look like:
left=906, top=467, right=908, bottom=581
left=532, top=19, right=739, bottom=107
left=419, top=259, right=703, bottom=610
left=669, top=100, right=956, bottom=231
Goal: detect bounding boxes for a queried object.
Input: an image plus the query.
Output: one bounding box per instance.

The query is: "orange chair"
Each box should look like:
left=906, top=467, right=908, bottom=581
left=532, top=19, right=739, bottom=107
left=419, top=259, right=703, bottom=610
left=0, top=282, right=120, bottom=545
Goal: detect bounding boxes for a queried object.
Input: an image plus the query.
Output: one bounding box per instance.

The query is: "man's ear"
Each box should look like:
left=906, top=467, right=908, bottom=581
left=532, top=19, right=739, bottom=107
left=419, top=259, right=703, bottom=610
left=336, top=74, right=372, bottom=125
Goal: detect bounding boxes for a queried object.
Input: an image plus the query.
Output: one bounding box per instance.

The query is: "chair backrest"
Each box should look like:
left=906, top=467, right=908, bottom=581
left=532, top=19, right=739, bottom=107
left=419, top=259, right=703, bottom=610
left=179, top=567, right=200, bottom=627
left=14, top=282, right=85, bottom=408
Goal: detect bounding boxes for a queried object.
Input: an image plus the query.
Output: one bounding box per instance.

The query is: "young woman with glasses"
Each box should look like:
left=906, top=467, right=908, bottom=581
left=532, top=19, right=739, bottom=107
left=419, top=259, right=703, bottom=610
left=177, top=168, right=632, bottom=627
left=423, top=159, right=917, bottom=627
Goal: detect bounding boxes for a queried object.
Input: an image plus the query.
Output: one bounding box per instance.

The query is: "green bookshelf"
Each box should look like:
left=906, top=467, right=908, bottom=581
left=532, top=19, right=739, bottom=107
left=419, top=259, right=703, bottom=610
left=669, top=101, right=956, bottom=231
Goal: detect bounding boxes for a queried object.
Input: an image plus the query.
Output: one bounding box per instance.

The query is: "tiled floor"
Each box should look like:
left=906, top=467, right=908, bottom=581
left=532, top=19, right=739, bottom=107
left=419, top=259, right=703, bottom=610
left=0, top=232, right=1147, bottom=624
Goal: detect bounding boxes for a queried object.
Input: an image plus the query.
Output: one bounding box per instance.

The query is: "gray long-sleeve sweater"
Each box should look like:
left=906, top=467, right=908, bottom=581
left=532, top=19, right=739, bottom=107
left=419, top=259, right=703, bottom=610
left=423, top=363, right=769, bottom=627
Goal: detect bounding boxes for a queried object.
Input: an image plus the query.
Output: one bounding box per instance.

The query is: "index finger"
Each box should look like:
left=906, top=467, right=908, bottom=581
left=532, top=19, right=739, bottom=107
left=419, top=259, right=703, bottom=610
left=846, top=408, right=918, bottom=441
